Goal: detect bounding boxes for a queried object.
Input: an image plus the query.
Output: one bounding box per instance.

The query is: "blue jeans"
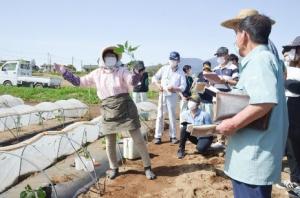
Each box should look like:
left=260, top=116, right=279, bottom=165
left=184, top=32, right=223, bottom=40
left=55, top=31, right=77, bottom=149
left=231, top=179, right=272, bottom=198
left=179, top=125, right=213, bottom=153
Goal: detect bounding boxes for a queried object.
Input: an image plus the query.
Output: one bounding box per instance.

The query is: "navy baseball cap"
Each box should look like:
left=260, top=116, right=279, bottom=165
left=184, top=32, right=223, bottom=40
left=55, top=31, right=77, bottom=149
left=169, top=51, right=180, bottom=61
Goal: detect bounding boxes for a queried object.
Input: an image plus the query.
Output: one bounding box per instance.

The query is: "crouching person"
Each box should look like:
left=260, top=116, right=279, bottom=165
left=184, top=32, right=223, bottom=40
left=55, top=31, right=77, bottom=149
left=54, top=46, right=156, bottom=180
left=177, top=94, right=213, bottom=159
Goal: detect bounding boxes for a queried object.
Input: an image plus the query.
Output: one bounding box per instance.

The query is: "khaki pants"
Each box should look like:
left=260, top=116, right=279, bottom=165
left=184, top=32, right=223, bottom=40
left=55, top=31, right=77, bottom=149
left=105, top=128, right=151, bottom=169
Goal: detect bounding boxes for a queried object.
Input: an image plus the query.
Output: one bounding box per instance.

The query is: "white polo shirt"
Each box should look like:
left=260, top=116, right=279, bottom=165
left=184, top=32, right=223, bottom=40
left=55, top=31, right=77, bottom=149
left=152, top=65, right=186, bottom=96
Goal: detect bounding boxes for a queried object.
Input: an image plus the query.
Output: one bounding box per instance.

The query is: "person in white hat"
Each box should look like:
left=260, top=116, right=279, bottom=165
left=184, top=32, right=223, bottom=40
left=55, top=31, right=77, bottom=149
left=217, top=14, right=288, bottom=198
left=54, top=46, right=156, bottom=180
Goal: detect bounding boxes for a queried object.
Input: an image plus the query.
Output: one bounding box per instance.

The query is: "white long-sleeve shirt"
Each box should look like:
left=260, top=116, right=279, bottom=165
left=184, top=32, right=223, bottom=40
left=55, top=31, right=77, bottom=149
left=152, top=65, right=186, bottom=95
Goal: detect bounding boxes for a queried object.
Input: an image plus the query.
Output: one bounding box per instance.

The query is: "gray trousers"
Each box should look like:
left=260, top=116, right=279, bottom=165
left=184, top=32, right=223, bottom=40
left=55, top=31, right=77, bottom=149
left=105, top=128, right=151, bottom=169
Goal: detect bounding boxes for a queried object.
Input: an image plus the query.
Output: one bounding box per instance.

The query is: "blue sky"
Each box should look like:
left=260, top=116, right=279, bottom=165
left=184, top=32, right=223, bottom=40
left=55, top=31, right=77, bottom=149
left=0, top=0, right=299, bottom=70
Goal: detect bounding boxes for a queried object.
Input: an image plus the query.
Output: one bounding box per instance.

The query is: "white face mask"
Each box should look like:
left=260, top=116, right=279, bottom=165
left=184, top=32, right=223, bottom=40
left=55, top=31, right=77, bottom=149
left=288, top=49, right=296, bottom=61
left=188, top=101, right=198, bottom=110
left=104, top=57, right=117, bottom=68
left=217, top=57, right=226, bottom=65
left=284, top=61, right=290, bottom=67
left=169, top=60, right=178, bottom=68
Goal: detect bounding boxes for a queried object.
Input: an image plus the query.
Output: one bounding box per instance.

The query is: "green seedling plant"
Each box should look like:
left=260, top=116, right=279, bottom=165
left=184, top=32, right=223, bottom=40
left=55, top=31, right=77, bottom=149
left=114, top=41, right=139, bottom=70
left=20, top=185, right=46, bottom=198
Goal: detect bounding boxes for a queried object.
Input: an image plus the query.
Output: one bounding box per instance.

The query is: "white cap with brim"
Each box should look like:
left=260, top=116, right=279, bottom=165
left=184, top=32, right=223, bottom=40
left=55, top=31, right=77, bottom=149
left=221, top=8, right=276, bottom=29
left=101, top=46, right=122, bottom=61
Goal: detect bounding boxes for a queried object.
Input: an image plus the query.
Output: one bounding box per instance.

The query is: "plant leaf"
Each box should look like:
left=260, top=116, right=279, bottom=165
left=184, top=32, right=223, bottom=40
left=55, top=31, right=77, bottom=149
left=116, top=44, right=124, bottom=49
left=132, top=46, right=139, bottom=51
left=20, top=191, right=27, bottom=198
left=114, top=48, right=124, bottom=54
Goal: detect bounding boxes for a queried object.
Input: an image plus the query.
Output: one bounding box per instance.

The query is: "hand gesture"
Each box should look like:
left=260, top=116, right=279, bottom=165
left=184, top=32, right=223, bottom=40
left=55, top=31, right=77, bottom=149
left=54, top=63, right=66, bottom=74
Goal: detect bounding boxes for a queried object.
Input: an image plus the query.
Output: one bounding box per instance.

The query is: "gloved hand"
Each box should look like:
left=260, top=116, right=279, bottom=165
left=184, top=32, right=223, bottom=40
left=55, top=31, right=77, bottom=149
left=54, top=63, right=66, bottom=74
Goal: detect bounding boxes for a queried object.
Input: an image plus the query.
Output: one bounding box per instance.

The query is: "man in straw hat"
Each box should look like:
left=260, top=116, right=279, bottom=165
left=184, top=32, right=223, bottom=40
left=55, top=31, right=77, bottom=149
left=217, top=14, right=288, bottom=198
left=221, top=8, right=280, bottom=61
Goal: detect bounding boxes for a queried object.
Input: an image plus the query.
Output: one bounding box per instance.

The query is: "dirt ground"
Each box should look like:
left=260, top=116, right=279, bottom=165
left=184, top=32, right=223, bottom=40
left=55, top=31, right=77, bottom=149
left=79, top=132, right=289, bottom=198
left=1, top=100, right=289, bottom=198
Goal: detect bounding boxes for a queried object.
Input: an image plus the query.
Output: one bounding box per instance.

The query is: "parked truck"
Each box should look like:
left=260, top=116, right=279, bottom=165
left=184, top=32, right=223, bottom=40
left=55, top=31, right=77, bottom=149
left=0, top=60, right=62, bottom=88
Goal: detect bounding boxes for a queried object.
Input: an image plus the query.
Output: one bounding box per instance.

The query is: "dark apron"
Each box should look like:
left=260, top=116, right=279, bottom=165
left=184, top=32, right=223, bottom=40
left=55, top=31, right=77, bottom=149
left=100, top=93, right=140, bottom=134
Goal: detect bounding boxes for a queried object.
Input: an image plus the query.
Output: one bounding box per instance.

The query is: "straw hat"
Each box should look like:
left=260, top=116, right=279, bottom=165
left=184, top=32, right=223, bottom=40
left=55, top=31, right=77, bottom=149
left=221, top=8, right=276, bottom=29
left=101, top=46, right=122, bottom=61
left=189, top=94, right=201, bottom=104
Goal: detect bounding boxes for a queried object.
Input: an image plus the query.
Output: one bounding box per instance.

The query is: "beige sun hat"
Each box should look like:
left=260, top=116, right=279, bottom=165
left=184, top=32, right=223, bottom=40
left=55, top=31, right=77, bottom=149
left=101, top=46, right=122, bottom=61
left=221, top=8, right=276, bottom=29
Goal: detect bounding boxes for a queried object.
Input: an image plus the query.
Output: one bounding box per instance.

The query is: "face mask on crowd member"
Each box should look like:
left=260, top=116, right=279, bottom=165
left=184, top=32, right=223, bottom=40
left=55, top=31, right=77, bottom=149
left=288, top=49, right=297, bottom=61
left=104, top=53, right=118, bottom=68
left=187, top=100, right=198, bottom=111
left=285, top=48, right=300, bottom=67
left=217, top=56, right=226, bottom=65
left=169, top=60, right=179, bottom=68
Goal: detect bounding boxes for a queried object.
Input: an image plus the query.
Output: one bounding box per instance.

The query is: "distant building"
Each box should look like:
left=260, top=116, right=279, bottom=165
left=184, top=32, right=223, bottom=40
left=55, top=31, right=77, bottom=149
left=40, top=64, right=53, bottom=72
left=82, top=64, right=99, bottom=72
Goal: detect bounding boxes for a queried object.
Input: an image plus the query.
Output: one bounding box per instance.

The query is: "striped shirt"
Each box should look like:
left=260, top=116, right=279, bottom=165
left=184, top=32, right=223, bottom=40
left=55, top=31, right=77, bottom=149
left=213, top=63, right=239, bottom=91
left=213, top=63, right=239, bottom=80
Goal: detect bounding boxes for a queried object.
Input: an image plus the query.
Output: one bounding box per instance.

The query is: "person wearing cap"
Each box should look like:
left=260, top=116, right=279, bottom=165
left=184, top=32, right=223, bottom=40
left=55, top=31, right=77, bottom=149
left=196, top=61, right=214, bottom=117
left=179, top=65, right=194, bottom=123
left=132, top=61, right=149, bottom=103
left=229, top=54, right=239, bottom=67
left=212, top=47, right=239, bottom=92
left=217, top=15, right=288, bottom=198
left=280, top=36, right=300, bottom=192
left=152, top=51, right=186, bottom=144
left=177, top=94, right=213, bottom=159
left=54, top=46, right=156, bottom=180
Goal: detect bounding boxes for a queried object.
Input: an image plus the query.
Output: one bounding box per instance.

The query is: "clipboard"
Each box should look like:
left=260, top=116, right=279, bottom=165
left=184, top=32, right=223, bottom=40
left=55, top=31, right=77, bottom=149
left=187, top=124, right=217, bottom=137
left=203, top=73, right=224, bottom=84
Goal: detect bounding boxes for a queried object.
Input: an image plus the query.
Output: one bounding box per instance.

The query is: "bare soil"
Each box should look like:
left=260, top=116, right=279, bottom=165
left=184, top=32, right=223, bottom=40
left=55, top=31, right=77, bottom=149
left=79, top=133, right=288, bottom=198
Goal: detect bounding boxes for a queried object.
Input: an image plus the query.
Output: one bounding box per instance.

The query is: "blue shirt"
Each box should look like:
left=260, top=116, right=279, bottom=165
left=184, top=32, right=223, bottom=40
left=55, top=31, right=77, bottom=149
left=181, top=108, right=212, bottom=126
left=224, top=45, right=288, bottom=185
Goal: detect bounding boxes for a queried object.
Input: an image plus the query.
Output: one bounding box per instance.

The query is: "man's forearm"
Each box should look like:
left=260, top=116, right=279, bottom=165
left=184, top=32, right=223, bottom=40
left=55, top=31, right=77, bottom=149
left=231, top=103, right=274, bottom=130
left=227, top=79, right=237, bottom=86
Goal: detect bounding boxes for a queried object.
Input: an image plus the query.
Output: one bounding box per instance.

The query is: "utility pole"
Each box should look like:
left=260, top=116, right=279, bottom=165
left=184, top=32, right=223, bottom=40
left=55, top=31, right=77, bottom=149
left=72, top=56, right=74, bottom=66
left=81, top=60, right=83, bottom=70
left=47, top=52, right=52, bottom=71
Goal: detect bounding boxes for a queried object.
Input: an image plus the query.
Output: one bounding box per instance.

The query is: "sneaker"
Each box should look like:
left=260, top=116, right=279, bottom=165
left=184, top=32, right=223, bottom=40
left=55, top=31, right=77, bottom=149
left=106, top=168, right=119, bottom=180
left=144, top=167, right=156, bottom=180
left=276, top=180, right=300, bottom=190
left=288, top=186, right=300, bottom=198
left=154, top=138, right=161, bottom=144
left=177, top=149, right=185, bottom=159
left=170, top=138, right=179, bottom=144
left=210, top=142, right=226, bottom=149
